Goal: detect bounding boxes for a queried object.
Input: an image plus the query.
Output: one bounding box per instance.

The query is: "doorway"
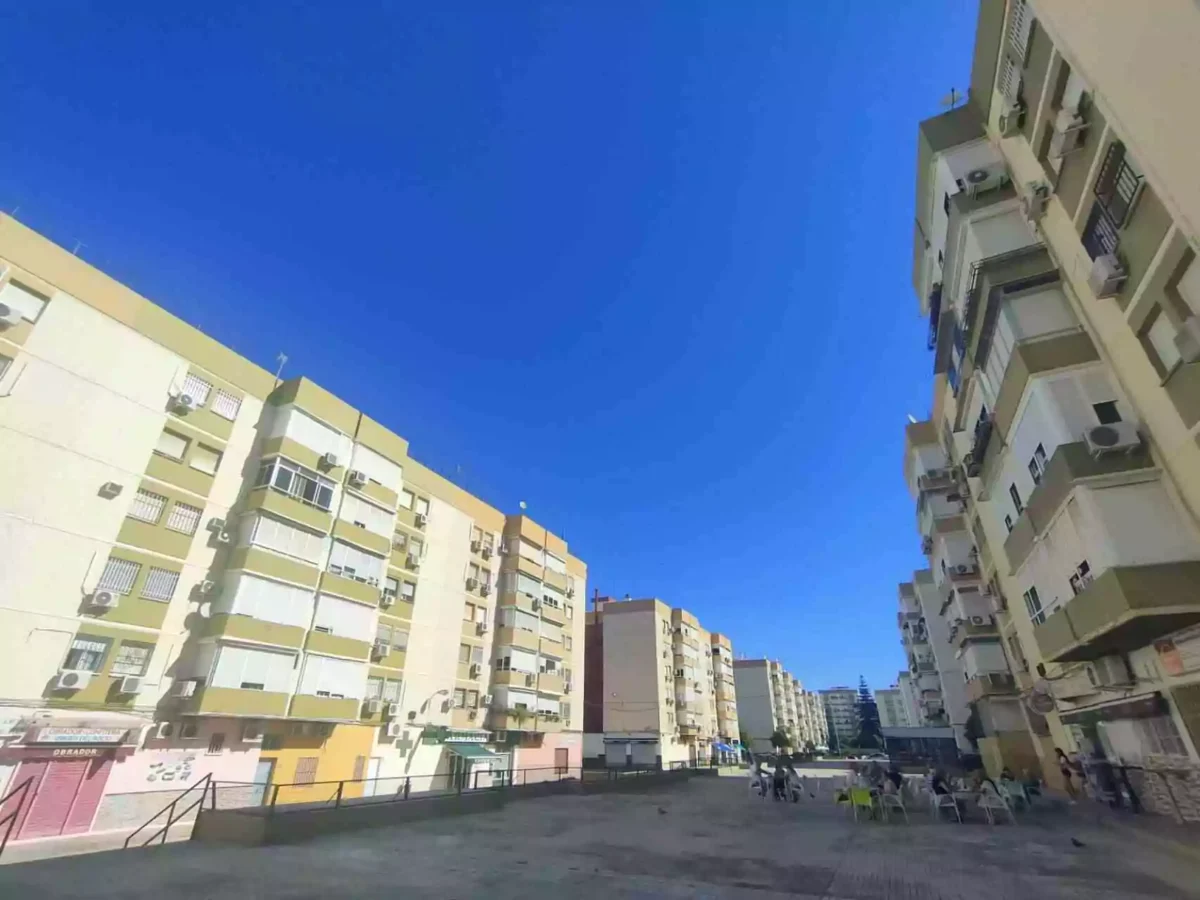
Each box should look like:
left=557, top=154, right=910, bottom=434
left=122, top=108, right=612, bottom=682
left=249, top=758, right=275, bottom=806
left=10, top=755, right=114, bottom=840
left=364, top=757, right=383, bottom=797
left=554, top=747, right=569, bottom=776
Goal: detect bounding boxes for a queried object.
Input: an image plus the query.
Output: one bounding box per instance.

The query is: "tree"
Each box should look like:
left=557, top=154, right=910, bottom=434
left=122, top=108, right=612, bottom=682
left=769, top=729, right=790, bottom=753
left=855, top=676, right=883, bottom=750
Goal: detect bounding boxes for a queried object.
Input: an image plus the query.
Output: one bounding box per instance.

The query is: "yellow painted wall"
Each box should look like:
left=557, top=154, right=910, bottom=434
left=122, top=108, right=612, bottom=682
left=259, top=723, right=377, bottom=805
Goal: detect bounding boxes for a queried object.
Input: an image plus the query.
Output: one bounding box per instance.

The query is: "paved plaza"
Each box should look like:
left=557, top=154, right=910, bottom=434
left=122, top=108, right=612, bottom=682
left=2, top=775, right=1197, bottom=899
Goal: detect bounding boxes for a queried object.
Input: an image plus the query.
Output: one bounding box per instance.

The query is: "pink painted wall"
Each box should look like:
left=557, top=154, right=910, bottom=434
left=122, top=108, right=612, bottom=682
left=104, top=719, right=260, bottom=794
left=514, top=733, right=582, bottom=783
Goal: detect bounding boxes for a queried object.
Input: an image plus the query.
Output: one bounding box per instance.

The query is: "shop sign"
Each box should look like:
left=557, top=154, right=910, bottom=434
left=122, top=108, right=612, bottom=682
left=50, top=747, right=106, bottom=758
left=29, top=726, right=129, bottom=745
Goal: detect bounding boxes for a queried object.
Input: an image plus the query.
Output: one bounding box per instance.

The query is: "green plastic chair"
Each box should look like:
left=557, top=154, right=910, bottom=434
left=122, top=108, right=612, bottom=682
left=850, top=787, right=876, bottom=822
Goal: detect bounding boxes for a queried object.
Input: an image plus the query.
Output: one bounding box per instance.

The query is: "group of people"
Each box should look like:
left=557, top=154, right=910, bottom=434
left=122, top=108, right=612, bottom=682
left=752, top=757, right=805, bottom=801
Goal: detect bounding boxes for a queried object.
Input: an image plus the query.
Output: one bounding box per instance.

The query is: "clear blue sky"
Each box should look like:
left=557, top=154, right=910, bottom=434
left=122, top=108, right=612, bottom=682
left=2, top=2, right=978, bottom=690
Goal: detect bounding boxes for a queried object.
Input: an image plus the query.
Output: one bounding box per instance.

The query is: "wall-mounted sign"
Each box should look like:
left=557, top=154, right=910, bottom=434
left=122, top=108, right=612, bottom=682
left=51, top=747, right=106, bottom=758
left=29, top=726, right=129, bottom=745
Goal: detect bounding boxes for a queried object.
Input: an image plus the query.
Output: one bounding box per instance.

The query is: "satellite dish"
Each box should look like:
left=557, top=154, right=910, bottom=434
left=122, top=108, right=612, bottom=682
left=1025, top=679, right=1057, bottom=715
left=519, top=501, right=527, bottom=511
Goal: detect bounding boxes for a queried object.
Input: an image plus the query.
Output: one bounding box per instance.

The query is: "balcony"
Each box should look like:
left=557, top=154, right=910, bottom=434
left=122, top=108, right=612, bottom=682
left=289, top=694, right=360, bottom=721
left=1034, top=562, right=1200, bottom=663
left=1004, top=441, right=1156, bottom=571
left=182, top=684, right=289, bottom=718
left=538, top=600, right=567, bottom=626
left=495, top=626, right=539, bottom=652
left=204, top=613, right=306, bottom=650
left=678, top=722, right=700, bottom=737
left=492, top=669, right=539, bottom=689
left=949, top=616, right=999, bottom=650
left=964, top=415, right=993, bottom=478
left=966, top=672, right=1017, bottom=703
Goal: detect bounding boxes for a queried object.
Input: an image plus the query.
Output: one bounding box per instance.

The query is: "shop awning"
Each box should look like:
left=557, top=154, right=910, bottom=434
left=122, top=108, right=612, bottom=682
left=446, top=742, right=499, bottom=760
left=712, top=742, right=736, bottom=753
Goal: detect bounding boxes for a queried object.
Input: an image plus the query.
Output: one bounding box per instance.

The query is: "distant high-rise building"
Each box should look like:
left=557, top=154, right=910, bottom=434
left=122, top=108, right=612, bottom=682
left=875, top=687, right=912, bottom=729
left=819, top=687, right=859, bottom=750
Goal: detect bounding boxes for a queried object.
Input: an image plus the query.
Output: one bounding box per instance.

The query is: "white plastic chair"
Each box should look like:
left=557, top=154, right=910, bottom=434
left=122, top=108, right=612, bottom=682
left=979, top=790, right=1016, bottom=825
left=930, top=792, right=962, bottom=823
left=880, top=791, right=908, bottom=824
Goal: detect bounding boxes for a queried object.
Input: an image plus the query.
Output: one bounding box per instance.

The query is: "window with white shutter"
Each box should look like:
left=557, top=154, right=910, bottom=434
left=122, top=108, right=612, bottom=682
left=218, top=574, right=314, bottom=628
left=0, top=281, right=48, bottom=321
left=349, top=445, right=403, bottom=492
left=339, top=493, right=394, bottom=536
left=166, top=501, right=203, bottom=535
left=327, top=541, right=384, bottom=586
left=97, top=557, right=141, bottom=595
left=156, top=429, right=190, bottom=461
left=181, top=373, right=213, bottom=406
left=313, top=595, right=376, bottom=641
left=128, top=489, right=168, bottom=524
left=211, top=645, right=297, bottom=692
left=249, top=515, right=326, bottom=563
left=189, top=444, right=222, bottom=475
left=142, top=567, right=181, bottom=601
left=210, top=389, right=242, bottom=420
left=298, top=654, right=367, bottom=700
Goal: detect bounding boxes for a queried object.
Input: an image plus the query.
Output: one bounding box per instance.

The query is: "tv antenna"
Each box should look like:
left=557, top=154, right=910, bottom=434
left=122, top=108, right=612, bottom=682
left=940, top=88, right=964, bottom=110
left=274, top=352, right=289, bottom=384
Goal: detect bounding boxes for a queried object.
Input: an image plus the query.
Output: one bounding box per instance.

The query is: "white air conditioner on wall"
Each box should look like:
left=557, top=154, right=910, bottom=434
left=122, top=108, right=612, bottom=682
left=963, top=165, right=1009, bottom=198
left=1087, top=655, right=1134, bottom=689
left=998, top=99, right=1024, bottom=137
left=1083, top=422, right=1141, bottom=458
left=173, top=679, right=197, bottom=698
left=1020, top=182, right=1050, bottom=223
left=118, top=676, right=143, bottom=694
left=385, top=722, right=402, bottom=738
left=364, top=698, right=382, bottom=715
left=386, top=702, right=400, bottom=717
left=1088, top=253, right=1127, bottom=298
left=1048, top=108, right=1088, bottom=158
left=320, top=452, right=339, bottom=468
left=55, top=670, right=93, bottom=691
left=348, top=469, right=368, bottom=487
left=0, top=302, right=23, bottom=327
left=89, top=591, right=118, bottom=609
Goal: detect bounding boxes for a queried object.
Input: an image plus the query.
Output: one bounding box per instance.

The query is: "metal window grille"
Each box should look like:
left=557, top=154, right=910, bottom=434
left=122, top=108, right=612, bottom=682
left=210, top=389, right=241, bottom=420
left=111, top=642, right=151, bottom=676
left=97, top=557, right=141, bottom=595
left=66, top=637, right=110, bottom=672
left=294, top=757, right=319, bottom=784
left=997, top=54, right=1020, bottom=102
left=165, top=501, right=203, bottom=535
left=1093, top=142, right=1144, bottom=229
left=128, top=489, right=168, bottom=524
left=1007, top=0, right=1032, bottom=61
left=142, top=567, right=180, bottom=601
left=181, top=373, right=212, bottom=406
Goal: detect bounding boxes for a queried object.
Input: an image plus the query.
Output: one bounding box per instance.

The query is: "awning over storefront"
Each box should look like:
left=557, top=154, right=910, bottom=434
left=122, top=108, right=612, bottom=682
left=446, top=742, right=500, bottom=760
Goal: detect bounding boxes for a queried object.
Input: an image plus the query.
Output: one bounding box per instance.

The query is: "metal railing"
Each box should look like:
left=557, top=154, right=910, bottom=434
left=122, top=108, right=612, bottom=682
left=124, top=772, right=214, bottom=848
left=0, top=776, right=34, bottom=859
left=1094, top=141, right=1143, bottom=229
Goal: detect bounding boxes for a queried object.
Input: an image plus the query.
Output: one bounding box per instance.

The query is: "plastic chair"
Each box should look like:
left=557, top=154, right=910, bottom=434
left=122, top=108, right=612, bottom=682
left=979, top=790, right=1016, bottom=825
left=880, top=791, right=908, bottom=824
left=850, top=787, right=876, bottom=822
left=999, top=781, right=1028, bottom=811
left=930, top=791, right=962, bottom=823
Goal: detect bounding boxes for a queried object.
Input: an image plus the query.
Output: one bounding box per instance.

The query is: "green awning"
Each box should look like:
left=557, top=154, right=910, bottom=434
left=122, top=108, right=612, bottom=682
left=446, top=742, right=498, bottom=760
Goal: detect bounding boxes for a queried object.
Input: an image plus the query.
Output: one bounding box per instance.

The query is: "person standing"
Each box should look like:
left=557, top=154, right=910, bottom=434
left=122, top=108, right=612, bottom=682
left=1055, top=748, right=1079, bottom=802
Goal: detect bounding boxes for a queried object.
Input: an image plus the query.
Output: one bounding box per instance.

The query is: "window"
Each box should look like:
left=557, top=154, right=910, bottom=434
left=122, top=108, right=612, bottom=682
left=97, top=557, right=141, bottom=595
left=219, top=573, right=314, bottom=629
left=189, top=444, right=222, bottom=476
left=211, top=645, right=297, bottom=693
left=1093, top=401, right=1122, bottom=425
left=564, top=603, right=574, bottom=620
left=110, top=641, right=153, bottom=676
left=247, top=514, right=326, bottom=563
left=313, top=595, right=376, bottom=641
left=471, top=525, right=483, bottom=546
left=382, top=678, right=402, bottom=702
left=298, top=654, right=367, bottom=699
left=0, top=280, right=48, bottom=321
left=327, top=540, right=384, bottom=586
left=464, top=601, right=477, bottom=622
left=400, top=580, right=416, bottom=601
left=1004, top=514, right=1014, bottom=533
left=294, top=757, right=319, bottom=785
left=350, top=445, right=403, bottom=491
left=1069, top=560, right=1093, bottom=596
left=255, top=457, right=335, bottom=511
left=0, top=353, right=11, bottom=381
left=365, top=676, right=384, bottom=700
left=561, top=702, right=571, bottom=723
left=128, top=489, right=168, bottom=524
left=155, top=429, right=190, bottom=461
left=211, top=389, right=242, bottom=421
left=142, top=567, right=181, bottom=601
left=207, top=732, right=225, bottom=755
left=64, top=636, right=111, bottom=672
left=459, top=643, right=472, bottom=664
left=165, top=501, right=203, bottom=535
left=383, top=576, right=399, bottom=603
left=564, top=635, right=573, bottom=651
left=339, top=493, right=394, bottom=536
left=1023, top=586, right=1045, bottom=626
left=1144, top=309, right=1182, bottom=375
left=1008, top=483, right=1024, bottom=515
left=408, top=537, right=424, bottom=559
left=414, top=496, right=429, bottom=517
left=1027, top=443, right=1047, bottom=484
left=453, top=688, right=467, bottom=708
left=1136, top=716, right=1188, bottom=758
left=400, top=489, right=414, bottom=510
left=180, top=373, right=213, bottom=407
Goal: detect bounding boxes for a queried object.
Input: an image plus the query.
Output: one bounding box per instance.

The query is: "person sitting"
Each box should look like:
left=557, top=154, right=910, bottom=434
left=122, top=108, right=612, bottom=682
left=885, top=765, right=904, bottom=795
left=930, top=768, right=953, bottom=796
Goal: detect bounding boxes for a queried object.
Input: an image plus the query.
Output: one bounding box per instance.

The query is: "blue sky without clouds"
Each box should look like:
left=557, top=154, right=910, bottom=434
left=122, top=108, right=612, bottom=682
left=1, top=2, right=978, bottom=690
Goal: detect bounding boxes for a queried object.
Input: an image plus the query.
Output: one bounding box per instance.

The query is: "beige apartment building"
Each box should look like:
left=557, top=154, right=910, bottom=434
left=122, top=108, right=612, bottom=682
left=0, top=214, right=585, bottom=845
left=586, top=597, right=737, bottom=767
left=903, top=0, right=1200, bottom=804
left=732, top=659, right=817, bottom=753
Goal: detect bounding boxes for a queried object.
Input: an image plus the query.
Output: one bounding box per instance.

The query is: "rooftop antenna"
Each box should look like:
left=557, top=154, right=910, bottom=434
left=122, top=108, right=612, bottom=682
left=907, top=413, right=918, bottom=424
left=940, top=88, right=963, bottom=110
left=71, top=240, right=86, bottom=256
left=273, top=352, right=288, bottom=385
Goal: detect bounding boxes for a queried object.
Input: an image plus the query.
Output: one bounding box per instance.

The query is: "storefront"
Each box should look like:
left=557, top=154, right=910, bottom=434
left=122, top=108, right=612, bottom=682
left=0, top=719, right=139, bottom=841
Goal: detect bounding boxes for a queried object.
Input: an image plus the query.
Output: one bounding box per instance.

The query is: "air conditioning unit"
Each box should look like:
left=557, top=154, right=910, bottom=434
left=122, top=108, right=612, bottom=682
left=207, top=517, right=227, bottom=532
left=99, top=481, right=123, bottom=499
left=173, top=679, right=197, bottom=698
left=364, top=698, right=383, bottom=715
left=170, top=393, right=196, bottom=413
left=469, top=664, right=481, bottom=678
left=964, top=164, right=1008, bottom=198
left=118, top=676, right=143, bottom=694
left=1173, top=316, right=1200, bottom=365
left=525, top=673, right=536, bottom=687
left=953, top=564, right=971, bottom=576
left=465, top=577, right=478, bottom=592
left=216, top=530, right=232, bottom=544
left=470, top=540, right=482, bottom=553
left=320, top=451, right=339, bottom=468
left=348, top=469, right=368, bottom=487
left=1083, top=421, right=1141, bottom=458
left=481, top=546, right=493, bottom=560
left=0, top=302, right=23, bottom=327
left=1087, top=655, right=1134, bottom=689
left=386, top=702, right=400, bottom=717
left=566, top=586, right=575, bottom=598
left=89, top=591, right=118, bottom=609
left=414, top=513, right=427, bottom=528
left=467, top=709, right=477, bottom=720
left=379, top=593, right=395, bottom=608
left=477, top=621, right=490, bottom=635
left=1088, top=253, right=1127, bottom=298
left=385, top=722, right=402, bottom=738
left=970, top=615, right=989, bottom=626
left=998, top=99, right=1024, bottom=137
left=55, top=670, right=93, bottom=691
left=1049, top=108, right=1088, bottom=158
left=1020, top=181, right=1051, bottom=223
left=372, top=641, right=391, bottom=660
left=480, top=584, right=491, bottom=597
left=531, top=598, right=541, bottom=610
left=198, top=580, right=217, bottom=594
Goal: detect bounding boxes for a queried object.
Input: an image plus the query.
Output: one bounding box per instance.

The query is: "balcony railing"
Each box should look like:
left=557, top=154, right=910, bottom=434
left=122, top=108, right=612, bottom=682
left=964, top=414, right=993, bottom=478
left=1082, top=203, right=1120, bottom=261
left=1094, top=141, right=1143, bottom=229
left=927, top=283, right=942, bottom=350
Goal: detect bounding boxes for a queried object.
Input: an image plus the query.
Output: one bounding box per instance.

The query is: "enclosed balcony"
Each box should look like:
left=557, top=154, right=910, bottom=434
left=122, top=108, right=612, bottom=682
left=966, top=672, right=1017, bottom=703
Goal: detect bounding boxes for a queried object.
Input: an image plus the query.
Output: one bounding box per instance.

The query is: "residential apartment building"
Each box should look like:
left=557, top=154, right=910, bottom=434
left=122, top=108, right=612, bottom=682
left=0, top=215, right=586, bottom=845
left=732, top=659, right=792, bottom=753
left=819, top=688, right=859, bottom=751
left=898, top=581, right=949, bottom=729
left=801, top=690, right=830, bottom=750
left=902, top=0, right=1200, bottom=799
left=585, top=597, right=736, bottom=768
left=896, top=672, right=923, bottom=728
left=876, top=687, right=913, bottom=729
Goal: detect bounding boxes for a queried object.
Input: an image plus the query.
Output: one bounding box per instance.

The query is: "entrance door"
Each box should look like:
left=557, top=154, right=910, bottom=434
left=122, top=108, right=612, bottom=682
left=249, top=758, right=275, bottom=806
left=554, top=748, right=569, bottom=776
left=19, top=759, right=91, bottom=840
left=364, top=758, right=383, bottom=797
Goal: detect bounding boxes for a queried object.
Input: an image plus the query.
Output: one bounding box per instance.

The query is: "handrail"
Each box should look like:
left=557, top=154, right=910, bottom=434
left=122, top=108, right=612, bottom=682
left=124, top=772, right=214, bottom=848
left=0, top=776, right=34, bottom=859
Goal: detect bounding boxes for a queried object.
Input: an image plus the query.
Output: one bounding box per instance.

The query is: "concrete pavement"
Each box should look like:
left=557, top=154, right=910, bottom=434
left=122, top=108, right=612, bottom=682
left=1, top=774, right=1196, bottom=898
